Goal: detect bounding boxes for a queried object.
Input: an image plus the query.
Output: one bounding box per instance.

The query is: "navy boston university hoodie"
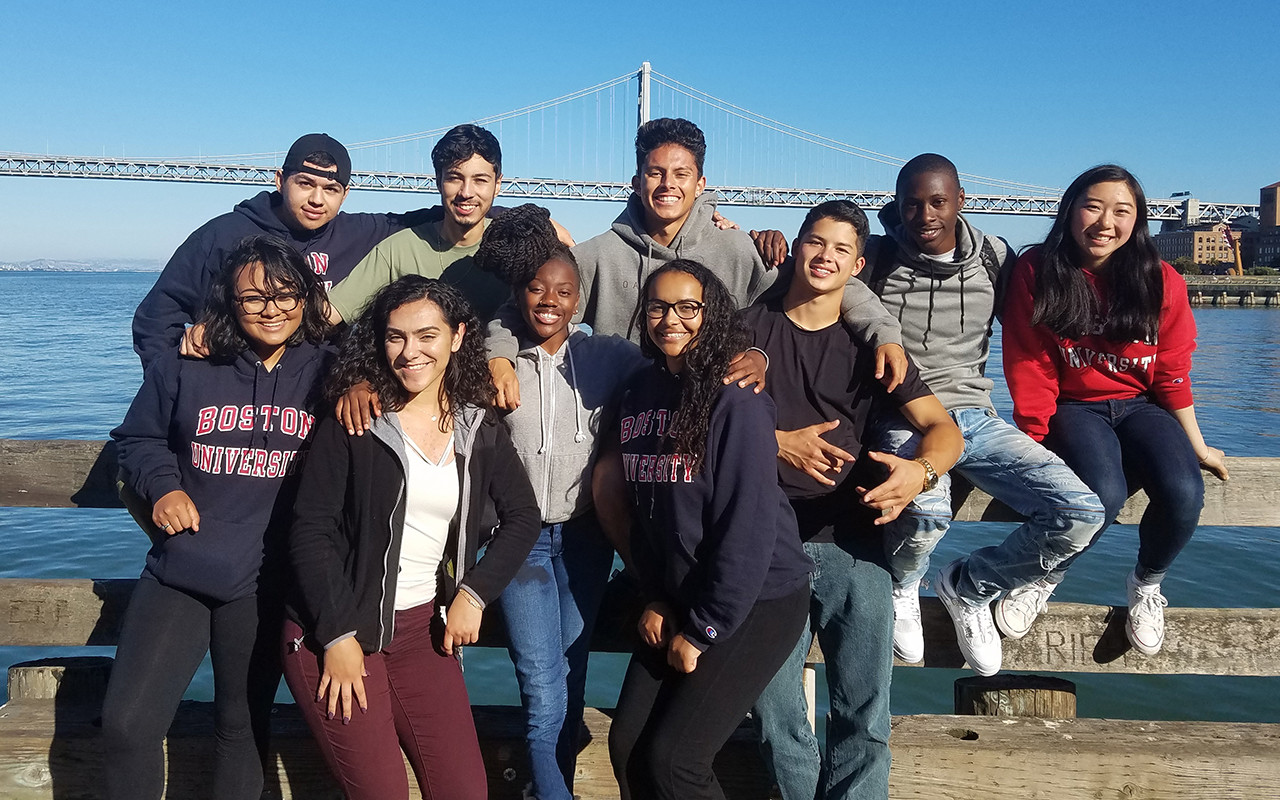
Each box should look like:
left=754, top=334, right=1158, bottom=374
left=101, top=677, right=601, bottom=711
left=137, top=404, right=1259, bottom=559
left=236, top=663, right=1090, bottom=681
left=132, top=191, right=439, bottom=368
left=618, top=367, right=811, bottom=651
left=112, top=342, right=332, bottom=602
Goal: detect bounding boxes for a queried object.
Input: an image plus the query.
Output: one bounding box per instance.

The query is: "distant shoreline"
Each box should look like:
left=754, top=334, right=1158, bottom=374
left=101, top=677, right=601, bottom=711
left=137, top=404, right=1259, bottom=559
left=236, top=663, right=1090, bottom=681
left=0, top=267, right=161, bottom=273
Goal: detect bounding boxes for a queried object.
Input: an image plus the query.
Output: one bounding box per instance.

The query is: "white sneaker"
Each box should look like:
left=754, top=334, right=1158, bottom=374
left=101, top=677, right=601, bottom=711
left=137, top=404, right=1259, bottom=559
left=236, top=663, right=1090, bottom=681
left=994, top=580, right=1056, bottom=640
left=935, top=560, right=1001, bottom=677
left=1126, top=572, right=1168, bottom=655
left=892, top=580, right=924, bottom=663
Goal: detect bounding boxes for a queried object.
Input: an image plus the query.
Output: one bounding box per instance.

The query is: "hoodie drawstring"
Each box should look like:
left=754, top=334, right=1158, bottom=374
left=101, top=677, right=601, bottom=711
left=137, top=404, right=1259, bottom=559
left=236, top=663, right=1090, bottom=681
left=565, top=344, right=586, bottom=444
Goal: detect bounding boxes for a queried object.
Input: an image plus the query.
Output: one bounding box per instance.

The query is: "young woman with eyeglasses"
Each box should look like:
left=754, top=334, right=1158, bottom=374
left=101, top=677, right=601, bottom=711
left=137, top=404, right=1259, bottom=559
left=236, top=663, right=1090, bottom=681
left=104, top=235, right=333, bottom=800
left=606, top=259, right=812, bottom=800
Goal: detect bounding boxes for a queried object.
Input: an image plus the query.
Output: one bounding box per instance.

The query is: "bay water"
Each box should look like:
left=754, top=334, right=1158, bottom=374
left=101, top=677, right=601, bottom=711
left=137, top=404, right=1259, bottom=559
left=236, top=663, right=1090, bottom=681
left=1, top=271, right=1277, bottom=723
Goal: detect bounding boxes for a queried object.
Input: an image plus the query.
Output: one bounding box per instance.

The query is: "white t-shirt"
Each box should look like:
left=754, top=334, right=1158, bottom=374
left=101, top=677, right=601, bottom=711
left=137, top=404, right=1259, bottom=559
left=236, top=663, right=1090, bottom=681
left=394, top=433, right=459, bottom=611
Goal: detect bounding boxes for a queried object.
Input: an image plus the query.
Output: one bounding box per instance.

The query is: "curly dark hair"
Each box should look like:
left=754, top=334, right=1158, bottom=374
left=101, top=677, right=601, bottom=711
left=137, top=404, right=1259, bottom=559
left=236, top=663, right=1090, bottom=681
left=198, top=235, right=331, bottom=363
left=1033, top=164, right=1163, bottom=343
left=474, top=203, right=578, bottom=288
left=633, top=259, right=750, bottom=470
left=326, top=276, right=495, bottom=426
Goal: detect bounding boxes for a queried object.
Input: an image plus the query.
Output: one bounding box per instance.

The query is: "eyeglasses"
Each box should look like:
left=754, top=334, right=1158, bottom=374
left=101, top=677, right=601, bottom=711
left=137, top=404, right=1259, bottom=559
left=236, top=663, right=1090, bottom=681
left=235, top=293, right=303, bottom=314
left=644, top=299, right=705, bottom=320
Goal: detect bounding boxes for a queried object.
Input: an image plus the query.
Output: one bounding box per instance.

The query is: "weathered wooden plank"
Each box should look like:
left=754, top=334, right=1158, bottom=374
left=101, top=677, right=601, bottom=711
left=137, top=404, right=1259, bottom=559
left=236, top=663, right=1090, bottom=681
left=2, top=440, right=1274, bottom=527
left=0, top=579, right=134, bottom=647
left=0, top=440, right=121, bottom=508
left=5, top=579, right=1279, bottom=676
left=1, top=700, right=1276, bottom=799
left=0, top=702, right=769, bottom=800
left=888, top=714, right=1280, bottom=799
left=827, top=599, right=1280, bottom=676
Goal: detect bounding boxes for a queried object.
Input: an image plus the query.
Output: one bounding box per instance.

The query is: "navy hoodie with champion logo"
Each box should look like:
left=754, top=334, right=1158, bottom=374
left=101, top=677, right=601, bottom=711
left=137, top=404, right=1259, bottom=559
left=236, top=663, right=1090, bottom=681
left=112, top=342, right=333, bottom=603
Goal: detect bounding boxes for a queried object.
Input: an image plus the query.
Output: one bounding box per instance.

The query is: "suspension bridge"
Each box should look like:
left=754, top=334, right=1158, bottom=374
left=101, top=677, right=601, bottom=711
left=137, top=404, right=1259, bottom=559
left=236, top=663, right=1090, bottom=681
left=0, top=63, right=1260, bottom=224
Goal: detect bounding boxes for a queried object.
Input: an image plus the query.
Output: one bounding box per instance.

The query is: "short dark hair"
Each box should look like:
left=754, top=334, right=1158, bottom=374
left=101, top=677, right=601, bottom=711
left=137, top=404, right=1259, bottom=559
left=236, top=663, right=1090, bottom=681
left=199, top=235, right=331, bottom=362
left=432, top=124, right=502, bottom=179
left=896, top=153, right=960, bottom=195
left=797, top=200, right=871, bottom=257
left=635, top=118, right=706, bottom=176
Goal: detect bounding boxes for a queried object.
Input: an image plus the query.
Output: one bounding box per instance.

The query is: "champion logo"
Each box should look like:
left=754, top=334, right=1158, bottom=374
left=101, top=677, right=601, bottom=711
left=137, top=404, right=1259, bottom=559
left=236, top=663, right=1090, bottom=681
left=705, top=626, right=718, bottom=640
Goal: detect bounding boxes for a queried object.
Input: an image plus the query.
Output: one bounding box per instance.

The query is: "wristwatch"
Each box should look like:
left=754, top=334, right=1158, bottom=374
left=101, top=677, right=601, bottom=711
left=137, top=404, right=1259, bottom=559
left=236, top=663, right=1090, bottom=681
left=913, top=457, right=939, bottom=493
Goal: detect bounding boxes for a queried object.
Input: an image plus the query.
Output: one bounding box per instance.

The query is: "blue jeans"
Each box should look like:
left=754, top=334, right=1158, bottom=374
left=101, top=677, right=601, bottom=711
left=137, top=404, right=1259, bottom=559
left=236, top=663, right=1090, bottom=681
left=1043, top=397, right=1204, bottom=584
left=877, top=407, right=1106, bottom=605
left=753, top=535, right=893, bottom=800
left=499, top=513, right=615, bottom=800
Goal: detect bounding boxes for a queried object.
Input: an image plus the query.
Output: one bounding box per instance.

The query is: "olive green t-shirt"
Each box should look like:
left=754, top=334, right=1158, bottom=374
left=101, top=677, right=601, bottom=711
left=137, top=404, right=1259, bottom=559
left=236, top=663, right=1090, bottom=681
left=327, top=219, right=510, bottom=322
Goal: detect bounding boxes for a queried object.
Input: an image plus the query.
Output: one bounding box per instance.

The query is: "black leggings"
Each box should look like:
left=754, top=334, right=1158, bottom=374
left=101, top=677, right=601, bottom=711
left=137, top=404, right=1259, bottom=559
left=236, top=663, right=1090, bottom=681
left=608, top=586, right=809, bottom=800
left=100, top=576, right=281, bottom=800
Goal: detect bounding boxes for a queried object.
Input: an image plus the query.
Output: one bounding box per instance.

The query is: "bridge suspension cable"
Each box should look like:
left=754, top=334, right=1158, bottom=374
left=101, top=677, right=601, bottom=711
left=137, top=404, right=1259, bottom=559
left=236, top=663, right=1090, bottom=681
left=0, top=63, right=1260, bottom=223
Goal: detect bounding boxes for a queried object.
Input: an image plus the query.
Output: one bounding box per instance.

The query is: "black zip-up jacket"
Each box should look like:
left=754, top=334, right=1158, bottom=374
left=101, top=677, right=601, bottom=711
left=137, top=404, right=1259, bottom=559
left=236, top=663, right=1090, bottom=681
left=287, top=404, right=540, bottom=653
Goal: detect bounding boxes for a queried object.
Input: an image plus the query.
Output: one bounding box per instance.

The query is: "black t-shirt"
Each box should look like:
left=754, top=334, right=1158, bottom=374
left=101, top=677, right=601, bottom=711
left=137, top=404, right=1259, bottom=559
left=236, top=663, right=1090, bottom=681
left=742, top=298, right=934, bottom=540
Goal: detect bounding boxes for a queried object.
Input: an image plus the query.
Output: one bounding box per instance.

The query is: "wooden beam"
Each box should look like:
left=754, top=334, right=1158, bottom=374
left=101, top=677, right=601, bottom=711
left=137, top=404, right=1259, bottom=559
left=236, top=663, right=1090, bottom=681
left=4, top=579, right=1279, bottom=677
left=2, top=440, right=1271, bottom=527
left=889, top=714, right=1280, bottom=799
left=1, top=697, right=1276, bottom=800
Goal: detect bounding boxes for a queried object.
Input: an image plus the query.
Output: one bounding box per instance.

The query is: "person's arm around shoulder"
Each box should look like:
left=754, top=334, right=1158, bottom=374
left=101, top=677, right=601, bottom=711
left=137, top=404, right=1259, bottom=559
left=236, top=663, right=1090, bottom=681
left=838, top=276, right=906, bottom=391
left=1001, top=254, right=1062, bottom=441
left=132, top=231, right=222, bottom=368
left=486, top=303, right=526, bottom=410
left=859, top=393, right=963, bottom=523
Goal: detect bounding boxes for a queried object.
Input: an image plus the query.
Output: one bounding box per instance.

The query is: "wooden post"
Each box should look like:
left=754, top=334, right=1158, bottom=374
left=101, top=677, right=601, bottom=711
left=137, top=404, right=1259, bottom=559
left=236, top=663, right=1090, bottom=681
left=7, top=656, right=113, bottom=704
left=954, top=675, right=1076, bottom=718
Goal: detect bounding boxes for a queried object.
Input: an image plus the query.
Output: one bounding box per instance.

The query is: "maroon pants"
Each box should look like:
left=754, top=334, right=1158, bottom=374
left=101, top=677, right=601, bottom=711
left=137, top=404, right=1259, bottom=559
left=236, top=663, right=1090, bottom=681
left=281, top=603, right=486, bottom=800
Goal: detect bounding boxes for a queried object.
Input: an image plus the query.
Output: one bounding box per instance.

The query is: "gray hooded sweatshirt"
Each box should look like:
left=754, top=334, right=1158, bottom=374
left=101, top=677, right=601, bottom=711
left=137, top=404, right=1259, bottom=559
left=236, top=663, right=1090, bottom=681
left=487, top=191, right=902, bottom=361
left=867, top=202, right=1014, bottom=412
left=504, top=326, right=647, bottom=523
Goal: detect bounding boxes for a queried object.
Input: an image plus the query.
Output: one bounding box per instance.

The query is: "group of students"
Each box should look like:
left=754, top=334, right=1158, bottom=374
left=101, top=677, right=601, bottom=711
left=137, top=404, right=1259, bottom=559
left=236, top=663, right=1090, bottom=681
left=100, top=119, right=1226, bottom=800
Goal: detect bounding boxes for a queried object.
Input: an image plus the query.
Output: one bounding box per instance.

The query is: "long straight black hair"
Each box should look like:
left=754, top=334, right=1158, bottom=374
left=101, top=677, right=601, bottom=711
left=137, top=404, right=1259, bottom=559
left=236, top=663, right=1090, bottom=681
left=1033, top=165, right=1163, bottom=342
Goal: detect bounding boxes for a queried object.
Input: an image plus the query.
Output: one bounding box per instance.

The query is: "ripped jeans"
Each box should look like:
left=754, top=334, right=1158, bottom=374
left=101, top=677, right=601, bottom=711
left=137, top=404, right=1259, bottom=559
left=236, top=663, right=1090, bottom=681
left=877, top=407, right=1106, bottom=606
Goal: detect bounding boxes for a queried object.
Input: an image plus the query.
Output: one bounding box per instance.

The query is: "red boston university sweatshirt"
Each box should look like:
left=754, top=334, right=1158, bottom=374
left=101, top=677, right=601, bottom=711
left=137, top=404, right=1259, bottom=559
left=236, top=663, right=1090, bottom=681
left=1001, top=250, right=1196, bottom=441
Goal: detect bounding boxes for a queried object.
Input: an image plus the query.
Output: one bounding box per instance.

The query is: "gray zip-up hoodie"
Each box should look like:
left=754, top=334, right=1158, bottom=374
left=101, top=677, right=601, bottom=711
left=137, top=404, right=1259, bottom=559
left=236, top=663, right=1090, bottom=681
left=866, top=203, right=1014, bottom=411
left=504, top=326, right=647, bottom=523
left=487, top=191, right=903, bottom=361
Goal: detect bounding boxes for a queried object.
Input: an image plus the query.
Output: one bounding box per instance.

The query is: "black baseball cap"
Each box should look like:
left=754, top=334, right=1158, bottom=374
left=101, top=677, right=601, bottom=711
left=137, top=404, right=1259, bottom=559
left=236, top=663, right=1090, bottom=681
left=282, top=133, right=352, bottom=186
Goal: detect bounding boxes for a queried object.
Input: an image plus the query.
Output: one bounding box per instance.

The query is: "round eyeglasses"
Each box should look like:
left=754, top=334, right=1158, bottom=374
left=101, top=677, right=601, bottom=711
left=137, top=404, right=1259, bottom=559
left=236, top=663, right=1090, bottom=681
left=235, top=293, right=303, bottom=314
left=644, top=299, right=705, bottom=320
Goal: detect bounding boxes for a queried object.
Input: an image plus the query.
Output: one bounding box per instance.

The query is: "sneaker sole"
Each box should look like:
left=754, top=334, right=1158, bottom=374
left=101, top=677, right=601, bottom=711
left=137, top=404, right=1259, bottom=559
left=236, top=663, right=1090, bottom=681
left=993, top=600, right=1033, bottom=641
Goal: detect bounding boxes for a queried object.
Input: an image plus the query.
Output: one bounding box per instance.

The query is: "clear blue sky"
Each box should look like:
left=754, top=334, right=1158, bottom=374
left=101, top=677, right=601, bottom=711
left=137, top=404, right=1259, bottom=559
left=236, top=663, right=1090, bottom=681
left=2, top=0, right=1278, bottom=261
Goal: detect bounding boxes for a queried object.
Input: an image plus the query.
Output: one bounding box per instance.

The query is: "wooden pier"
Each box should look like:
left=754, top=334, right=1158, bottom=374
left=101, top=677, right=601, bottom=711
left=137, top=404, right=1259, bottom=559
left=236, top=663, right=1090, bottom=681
left=2, top=439, right=1278, bottom=799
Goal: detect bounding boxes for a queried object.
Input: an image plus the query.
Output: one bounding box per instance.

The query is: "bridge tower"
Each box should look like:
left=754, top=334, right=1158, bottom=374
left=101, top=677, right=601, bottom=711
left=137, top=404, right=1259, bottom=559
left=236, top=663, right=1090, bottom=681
left=638, top=61, right=651, bottom=128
